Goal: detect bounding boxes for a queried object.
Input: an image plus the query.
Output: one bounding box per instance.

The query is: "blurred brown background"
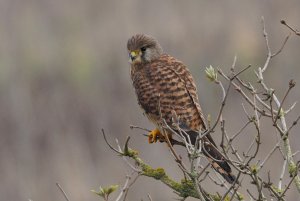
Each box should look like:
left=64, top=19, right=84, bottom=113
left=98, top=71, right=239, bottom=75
left=1, top=0, right=300, bottom=200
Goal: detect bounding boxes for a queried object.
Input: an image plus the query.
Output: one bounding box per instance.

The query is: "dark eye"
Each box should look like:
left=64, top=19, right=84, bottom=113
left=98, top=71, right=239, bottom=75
left=141, top=47, right=147, bottom=52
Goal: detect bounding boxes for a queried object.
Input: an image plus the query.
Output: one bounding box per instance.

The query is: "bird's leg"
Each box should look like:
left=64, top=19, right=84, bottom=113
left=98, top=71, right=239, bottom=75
left=148, top=128, right=162, bottom=143
left=148, top=128, right=172, bottom=143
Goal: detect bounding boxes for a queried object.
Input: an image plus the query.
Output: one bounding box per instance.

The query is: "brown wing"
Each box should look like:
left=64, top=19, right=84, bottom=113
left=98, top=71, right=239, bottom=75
left=145, top=54, right=205, bottom=131
left=131, top=54, right=235, bottom=183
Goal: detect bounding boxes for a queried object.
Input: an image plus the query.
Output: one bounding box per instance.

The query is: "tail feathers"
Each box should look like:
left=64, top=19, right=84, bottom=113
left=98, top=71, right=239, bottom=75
left=203, top=142, right=236, bottom=184
left=185, top=130, right=236, bottom=184
left=208, top=157, right=236, bottom=184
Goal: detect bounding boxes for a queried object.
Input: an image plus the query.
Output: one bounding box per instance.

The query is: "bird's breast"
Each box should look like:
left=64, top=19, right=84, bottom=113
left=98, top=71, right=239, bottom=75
left=131, top=66, right=160, bottom=117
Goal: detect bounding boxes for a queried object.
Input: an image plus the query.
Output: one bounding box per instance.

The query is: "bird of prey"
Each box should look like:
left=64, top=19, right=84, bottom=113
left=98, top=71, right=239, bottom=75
left=127, top=34, right=235, bottom=183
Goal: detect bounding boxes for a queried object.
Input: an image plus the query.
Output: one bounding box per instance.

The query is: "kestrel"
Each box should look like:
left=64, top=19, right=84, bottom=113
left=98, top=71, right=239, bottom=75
left=127, top=34, right=235, bottom=183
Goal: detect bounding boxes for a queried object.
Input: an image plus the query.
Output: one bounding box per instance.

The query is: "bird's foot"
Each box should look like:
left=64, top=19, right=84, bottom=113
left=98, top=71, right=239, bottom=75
left=148, top=128, right=172, bottom=143
left=148, top=128, right=162, bottom=143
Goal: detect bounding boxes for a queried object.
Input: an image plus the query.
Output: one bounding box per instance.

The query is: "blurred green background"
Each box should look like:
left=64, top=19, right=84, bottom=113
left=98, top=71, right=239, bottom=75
left=1, top=0, right=300, bottom=200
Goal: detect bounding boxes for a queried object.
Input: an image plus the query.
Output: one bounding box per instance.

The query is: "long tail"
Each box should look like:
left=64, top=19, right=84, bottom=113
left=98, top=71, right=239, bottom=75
left=187, top=130, right=236, bottom=184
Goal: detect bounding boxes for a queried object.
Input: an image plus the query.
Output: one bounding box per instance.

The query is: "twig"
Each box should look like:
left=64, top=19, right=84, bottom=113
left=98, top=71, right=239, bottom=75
left=278, top=159, right=287, bottom=190
left=102, top=129, right=122, bottom=154
left=200, top=78, right=232, bottom=139
left=280, top=162, right=300, bottom=198
left=243, top=135, right=256, bottom=158
left=221, top=171, right=242, bottom=201
left=230, top=55, right=237, bottom=73
left=261, top=17, right=291, bottom=73
left=229, top=120, right=251, bottom=142
left=161, top=120, right=188, bottom=172
left=129, top=125, right=151, bottom=132
left=56, top=183, right=70, bottom=201
left=122, top=173, right=141, bottom=201
left=286, top=115, right=300, bottom=136
left=292, top=151, right=300, bottom=157
left=261, top=16, right=272, bottom=73
left=233, top=64, right=252, bottom=78
left=116, top=175, right=131, bottom=201
left=245, top=94, right=261, bottom=165
left=259, top=142, right=280, bottom=170
left=147, top=194, right=153, bottom=201
left=281, top=20, right=300, bottom=36
left=208, top=174, right=225, bottom=187
left=202, top=59, right=251, bottom=142
left=236, top=77, right=274, bottom=113
left=285, top=101, right=297, bottom=115
left=247, top=189, right=256, bottom=200
left=197, top=163, right=210, bottom=179
left=219, top=69, right=271, bottom=117
left=272, top=34, right=291, bottom=57
left=258, top=18, right=300, bottom=194
left=220, top=120, right=245, bottom=172
left=274, top=80, right=295, bottom=124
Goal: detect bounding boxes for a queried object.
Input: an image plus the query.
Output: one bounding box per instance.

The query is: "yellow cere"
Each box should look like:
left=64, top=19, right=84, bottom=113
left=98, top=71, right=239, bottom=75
left=130, top=50, right=140, bottom=57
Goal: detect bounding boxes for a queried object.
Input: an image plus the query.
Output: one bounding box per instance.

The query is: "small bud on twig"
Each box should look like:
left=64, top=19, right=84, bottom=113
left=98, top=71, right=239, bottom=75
left=205, top=65, right=218, bottom=82
left=289, top=79, right=296, bottom=89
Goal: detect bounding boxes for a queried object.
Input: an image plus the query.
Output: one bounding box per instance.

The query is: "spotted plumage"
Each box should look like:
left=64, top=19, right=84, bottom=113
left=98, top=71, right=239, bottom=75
left=127, top=34, right=236, bottom=183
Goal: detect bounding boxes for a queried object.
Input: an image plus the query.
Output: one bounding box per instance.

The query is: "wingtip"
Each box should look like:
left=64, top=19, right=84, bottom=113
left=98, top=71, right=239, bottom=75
left=223, top=173, right=238, bottom=184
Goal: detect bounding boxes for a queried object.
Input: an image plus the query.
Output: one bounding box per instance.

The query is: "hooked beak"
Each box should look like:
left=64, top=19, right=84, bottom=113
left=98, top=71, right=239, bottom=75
left=129, top=50, right=139, bottom=61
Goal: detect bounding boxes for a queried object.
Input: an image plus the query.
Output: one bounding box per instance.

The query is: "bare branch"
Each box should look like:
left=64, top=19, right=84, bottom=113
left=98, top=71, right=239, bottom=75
left=257, top=18, right=300, bottom=193
left=219, top=68, right=271, bottom=117
left=274, top=80, right=296, bottom=124
left=272, top=33, right=291, bottom=57
left=115, top=175, right=131, bottom=201
left=229, top=120, right=251, bottom=142
left=278, top=159, right=287, bottom=190
left=261, top=17, right=291, bottom=73
left=259, top=142, right=280, bottom=170
left=232, top=64, right=252, bottom=79
left=200, top=76, right=232, bottom=139
left=286, top=115, right=300, bottom=136
left=280, top=162, right=300, bottom=198
left=129, top=125, right=151, bottom=132
left=100, top=19, right=299, bottom=201
left=147, top=194, right=153, bottom=201
left=261, top=16, right=272, bottom=73
left=102, top=129, right=122, bottom=154
left=230, top=55, right=237, bottom=73
left=281, top=19, right=300, bottom=36
left=285, top=101, right=297, bottom=115
left=122, top=173, right=141, bottom=201
left=56, top=183, right=70, bottom=201
left=161, top=120, right=188, bottom=172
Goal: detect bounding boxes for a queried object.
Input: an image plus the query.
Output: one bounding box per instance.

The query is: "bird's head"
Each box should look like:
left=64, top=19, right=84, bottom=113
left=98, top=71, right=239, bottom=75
left=127, top=34, right=163, bottom=64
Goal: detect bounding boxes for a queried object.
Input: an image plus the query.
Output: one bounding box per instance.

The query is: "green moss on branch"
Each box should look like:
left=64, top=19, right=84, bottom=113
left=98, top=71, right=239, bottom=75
left=123, top=147, right=205, bottom=199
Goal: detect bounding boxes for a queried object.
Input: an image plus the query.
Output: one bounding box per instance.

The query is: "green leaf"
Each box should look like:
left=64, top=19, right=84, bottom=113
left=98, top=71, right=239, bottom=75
left=105, top=185, right=119, bottom=195
left=205, top=65, right=218, bottom=82
left=91, top=186, right=106, bottom=197
left=91, top=184, right=118, bottom=199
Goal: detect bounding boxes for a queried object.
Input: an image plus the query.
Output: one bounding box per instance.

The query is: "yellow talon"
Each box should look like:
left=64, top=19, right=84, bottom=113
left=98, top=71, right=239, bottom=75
left=148, top=129, right=173, bottom=144
left=148, top=128, right=161, bottom=143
